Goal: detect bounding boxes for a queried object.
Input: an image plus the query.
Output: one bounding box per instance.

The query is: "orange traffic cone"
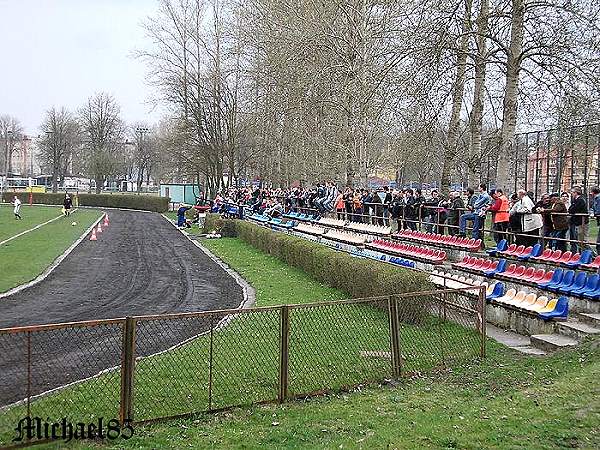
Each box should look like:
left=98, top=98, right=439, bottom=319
left=97, top=223, right=103, bottom=233
left=90, top=229, right=97, bottom=241
left=103, top=216, right=109, bottom=227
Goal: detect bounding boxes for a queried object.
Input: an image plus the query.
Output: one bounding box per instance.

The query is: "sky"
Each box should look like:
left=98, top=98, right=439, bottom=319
left=0, top=0, right=164, bottom=135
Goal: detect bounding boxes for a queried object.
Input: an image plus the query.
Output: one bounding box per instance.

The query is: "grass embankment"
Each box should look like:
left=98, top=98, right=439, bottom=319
left=0, top=206, right=101, bottom=293
left=50, top=237, right=599, bottom=450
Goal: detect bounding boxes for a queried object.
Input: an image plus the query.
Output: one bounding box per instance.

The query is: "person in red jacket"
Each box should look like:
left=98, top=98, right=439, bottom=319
left=488, top=189, right=510, bottom=243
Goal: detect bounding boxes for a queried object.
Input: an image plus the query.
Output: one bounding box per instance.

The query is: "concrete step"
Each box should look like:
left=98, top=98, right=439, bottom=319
left=556, top=320, right=600, bottom=341
left=578, top=313, right=600, bottom=327
left=486, top=324, right=546, bottom=355
left=530, top=333, right=578, bottom=352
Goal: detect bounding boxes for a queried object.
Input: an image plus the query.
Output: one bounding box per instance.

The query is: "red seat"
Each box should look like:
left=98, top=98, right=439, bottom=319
left=521, top=267, right=535, bottom=280
left=508, top=266, right=526, bottom=279
left=557, top=251, right=573, bottom=264
left=504, top=264, right=517, bottom=276
left=539, top=270, right=554, bottom=284
left=481, top=260, right=493, bottom=271
left=471, top=239, right=482, bottom=250
left=472, top=259, right=485, bottom=270
left=507, top=245, right=525, bottom=256
left=520, top=246, right=533, bottom=257
left=530, top=269, right=546, bottom=282
left=503, top=244, right=517, bottom=255
left=438, top=251, right=447, bottom=261
left=548, top=250, right=563, bottom=262
left=466, top=257, right=480, bottom=268
left=457, top=256, right=470, bottom=267
left=536, top=249, right=552, bottom=261
left=449, top=236, right=458, bottom=244
left=565, top=253, right=580, bottom=265
left=486, top=261, right=499, bottom=272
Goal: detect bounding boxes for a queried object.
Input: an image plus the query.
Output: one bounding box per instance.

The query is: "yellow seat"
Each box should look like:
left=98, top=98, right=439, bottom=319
left=526, top=296, right=549, bottom=311
left=496, top=288, right=516, bottom=304
left=486, top=283, right=496, bottom=296
left=537, top=298, right=558, bottom=313
left=506, top=290, right=527, bottom=305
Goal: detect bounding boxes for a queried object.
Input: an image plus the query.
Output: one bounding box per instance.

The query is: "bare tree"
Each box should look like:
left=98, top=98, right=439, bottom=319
left=0, top=115, right=24, bottom=177
left=78, top=93, right=125, bottom=193
left=38, top=107, right=80, bottom=192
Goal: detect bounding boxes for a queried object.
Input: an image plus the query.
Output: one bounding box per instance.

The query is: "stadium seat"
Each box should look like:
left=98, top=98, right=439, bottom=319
left=505, top=290, right=527, bottom=306
left=583, top=278, right=600, bottom=300
left=508, top=266, right=526, bottom=280
left=518, top=292, right=538, bottom=309
left=501, top=243, right=517, bottom=255
left=558, top=251, right=577, bottom=265
left=548, top=270, right=574, bottom=293
left=558, top=271, right=587, bottom=295
left=518, top=243, right=542, bottom=261
left=582, top=255, right=600, bottom=270
left=555, top=251, right=571, bottom=264
left=525, top=268, right=546, bottom=283
left=495, top=288, right=516, bottom=304
left=538, top=268, right=562, bottom=289
left=526, top=296, right=550, bottom=311
left=534, top=248, right=553, bottom=262
left=537, top=298, right=557, bottom=314
left=571, top=273, right=599, bottom=298
left=487, top=282, right=505, bottom=300
left=520, top=267, right=536, bottom=281
left=537, top=270, right=554, bottom=285
left=484, top=259, right=506, bottom=277
left=565, top=249, right=593, bottom=268
left=538, top=296, right=569, bottom=321
left=486, top=239, right=508, bottom=256
left=507, top=245, right=525, bottom=256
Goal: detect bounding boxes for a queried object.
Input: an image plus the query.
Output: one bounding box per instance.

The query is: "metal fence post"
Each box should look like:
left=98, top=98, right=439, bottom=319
left=478, top=288, right=487, bottom=358
left=278, top=305, right=290, bottom=403
left=119, top=317, right=136, bottom=424
left=208, top=315, right=214, bottom=411
left=388, top=296, right=401, bottom=378
left=26, top=331, right=31, bottom=419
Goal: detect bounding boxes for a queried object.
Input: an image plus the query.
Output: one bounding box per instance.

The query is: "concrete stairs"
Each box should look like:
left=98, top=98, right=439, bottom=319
left=530, top=316, right=600, bottom=352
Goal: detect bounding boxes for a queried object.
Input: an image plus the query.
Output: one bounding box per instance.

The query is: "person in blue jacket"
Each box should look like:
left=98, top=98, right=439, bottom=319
left=177, top=204, right=192, bottom=228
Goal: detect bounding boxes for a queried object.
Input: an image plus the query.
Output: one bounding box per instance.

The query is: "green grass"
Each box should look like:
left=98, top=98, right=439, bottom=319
left=0, top=204, right=65, bottom=242
left=0, top=237, right=480, bottom=448
left=37, top=236, right=598, bottom=450
left=0, top=208, right=101, bottom=293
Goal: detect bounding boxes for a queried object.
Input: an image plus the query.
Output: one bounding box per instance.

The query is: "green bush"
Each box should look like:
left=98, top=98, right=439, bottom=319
left=203, top=213, right=237, bottom=237
left=233, top=220, right=431, bottom=300
left=1, top=192, right=169, bottom=212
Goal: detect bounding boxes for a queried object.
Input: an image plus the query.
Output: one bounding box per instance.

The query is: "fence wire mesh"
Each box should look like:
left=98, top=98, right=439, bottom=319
left=0, top=288, right=484, bottom=447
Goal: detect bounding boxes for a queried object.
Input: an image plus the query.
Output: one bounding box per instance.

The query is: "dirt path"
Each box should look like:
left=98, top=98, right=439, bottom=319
left=0, top=210, right=243, bottom=408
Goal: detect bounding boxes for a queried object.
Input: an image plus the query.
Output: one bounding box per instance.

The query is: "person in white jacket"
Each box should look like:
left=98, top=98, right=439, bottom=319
left=509, top=189, right=542, bottom=247
left=13, top=196, right=22, bottom=220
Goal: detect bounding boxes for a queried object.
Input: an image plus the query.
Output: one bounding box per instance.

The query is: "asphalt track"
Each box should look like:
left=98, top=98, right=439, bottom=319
left=0, top=210, right=243, bottom=407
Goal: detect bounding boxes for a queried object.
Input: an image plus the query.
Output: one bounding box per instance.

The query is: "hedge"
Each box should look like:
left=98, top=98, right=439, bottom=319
left=1, top=192, right=169, bottom=213
left=215, top=218, right=432, bottom=302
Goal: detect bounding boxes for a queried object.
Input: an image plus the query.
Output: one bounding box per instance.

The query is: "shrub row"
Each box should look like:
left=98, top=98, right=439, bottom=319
left=1, top=192, right=169, bottom=212
left=233, top=219, right=431, bottom=300
left=203, top=213, right=237, bottom=237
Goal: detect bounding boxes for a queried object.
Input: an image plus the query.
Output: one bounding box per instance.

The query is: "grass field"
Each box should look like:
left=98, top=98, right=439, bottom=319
left=0, top=205, right=64, bottom=242
left=0, top=206, right=101, bottom=293
left=32, top=237, right=593, bottom=450
left=0, top=237, right=481, bottom=448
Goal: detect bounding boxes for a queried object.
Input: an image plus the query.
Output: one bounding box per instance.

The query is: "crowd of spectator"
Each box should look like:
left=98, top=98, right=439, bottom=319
left=211, top=182, right=600, bottom=255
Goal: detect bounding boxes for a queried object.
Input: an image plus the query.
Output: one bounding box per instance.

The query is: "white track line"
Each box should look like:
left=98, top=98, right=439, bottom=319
left=0, top=210, right=76, bottom=247
left=0, top=213, right=254, bottom=412
left=0, top=211, right=105, bottom=300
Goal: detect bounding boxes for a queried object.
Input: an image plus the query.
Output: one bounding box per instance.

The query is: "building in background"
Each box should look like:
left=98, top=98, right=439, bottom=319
left=11, top=135, right=41, bottom=177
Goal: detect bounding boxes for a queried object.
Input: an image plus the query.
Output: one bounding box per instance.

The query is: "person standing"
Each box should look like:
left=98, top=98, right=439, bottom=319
left=459, top=184, right=492, bottom=240
left=63, top=194, right=73, bottom=216
left=13, top=196, right=22, bottom=220
left=549, top=193, right=569, bottom=251
left=488, top=189, right=510, bottom=243
left=447, top=191, right=464, bottom=236
left=591, top=187, right=600, bottom=255
left=568, top=187, right=590, bottom=253
left=510, top=189, right=543, bottom=247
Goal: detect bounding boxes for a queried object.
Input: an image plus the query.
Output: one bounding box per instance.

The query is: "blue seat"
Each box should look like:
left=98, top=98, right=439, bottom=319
left=486, top=239, right=508, bottom=256
left=572, top=273, right=599, bottom=297
left=518, top=243, right=542, bottom=261
left=487, top=282, right=505, bottom=300
left=539, top=297, right=569, bottom=321
left=538, top=269, right=563, bottom=290
left=565, top=249, right=593, bottom=268
left=548, top=270, right=574, bottom=293
left=381, top=255, right=386, bottom=261
left=484, top=259, right=507, bottom=277
left=558, top=272, right=587, bottom=295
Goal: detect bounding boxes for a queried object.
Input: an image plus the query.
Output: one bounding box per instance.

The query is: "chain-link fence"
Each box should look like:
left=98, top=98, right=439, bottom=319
left=0, top=287, right=484, bottom=447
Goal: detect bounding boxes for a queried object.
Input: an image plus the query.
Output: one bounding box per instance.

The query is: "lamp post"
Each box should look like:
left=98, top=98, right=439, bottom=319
left=135, top=127, right=149, bottom=193
left=1, top=130, right=13, bottom=201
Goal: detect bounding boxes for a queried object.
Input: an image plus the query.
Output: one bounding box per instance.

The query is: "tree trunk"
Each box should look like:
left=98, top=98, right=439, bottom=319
left=440, top=0, right=473, bottom=196
left=468, top=0, right=489, bottom=188
left=497, top=0, right=525, bottom=191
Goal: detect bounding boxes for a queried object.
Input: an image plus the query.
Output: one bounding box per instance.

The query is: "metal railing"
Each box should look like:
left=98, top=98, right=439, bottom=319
left=0, top=288, right=484, bottom=446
